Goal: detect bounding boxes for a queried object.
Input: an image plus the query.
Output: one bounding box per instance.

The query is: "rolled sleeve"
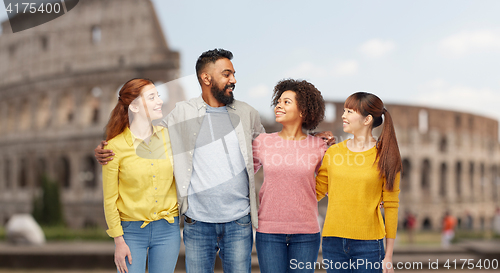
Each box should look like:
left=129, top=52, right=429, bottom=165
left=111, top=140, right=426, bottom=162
left=102, top=142, right=123, bottom=238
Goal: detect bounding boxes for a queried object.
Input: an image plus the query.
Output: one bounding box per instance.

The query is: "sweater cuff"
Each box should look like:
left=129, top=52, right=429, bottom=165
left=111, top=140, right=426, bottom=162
left=384, top=207, right=398, bottom=239
left=106, top=225, right=124, bottom=238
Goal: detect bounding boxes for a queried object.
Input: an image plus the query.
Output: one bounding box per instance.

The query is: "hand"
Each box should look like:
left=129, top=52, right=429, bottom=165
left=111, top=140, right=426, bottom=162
left=114, top=236, right=132, bottom=273
left=313, top=131, right=335, bottom=146
left=94, top=140, right=114, bottom=165
left=383, top=256, right=394, bottom=273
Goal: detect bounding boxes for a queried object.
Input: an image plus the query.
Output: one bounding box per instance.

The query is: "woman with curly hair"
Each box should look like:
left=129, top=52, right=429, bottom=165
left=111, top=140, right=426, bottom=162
left=316, top=92, right=401, bottom=273
left=253, top=79, right=327, bottom=273
left=102, top=78, right=180, bottom=273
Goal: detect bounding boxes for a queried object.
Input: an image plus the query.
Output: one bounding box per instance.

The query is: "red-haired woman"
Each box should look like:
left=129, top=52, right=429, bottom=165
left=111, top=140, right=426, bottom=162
left=316, top=92, right=401, bottom=273
left=102, top=78, right=179, bottom=273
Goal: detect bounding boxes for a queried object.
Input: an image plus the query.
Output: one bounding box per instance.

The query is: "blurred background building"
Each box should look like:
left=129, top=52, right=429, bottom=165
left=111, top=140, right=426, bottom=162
left=0, top=0, right=185, bottom=228
left=0, top=0, right=499, bottom=233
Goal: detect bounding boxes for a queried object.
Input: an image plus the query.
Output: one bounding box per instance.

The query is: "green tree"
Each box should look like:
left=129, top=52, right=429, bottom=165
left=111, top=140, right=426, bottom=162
left=32, top=175, right=64, bottom=226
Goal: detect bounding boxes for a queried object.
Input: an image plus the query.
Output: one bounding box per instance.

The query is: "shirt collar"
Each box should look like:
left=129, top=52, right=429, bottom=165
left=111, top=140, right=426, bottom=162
left=124, top=126, right=160, bottom=147
left=195, top=95, right=236, bottom=110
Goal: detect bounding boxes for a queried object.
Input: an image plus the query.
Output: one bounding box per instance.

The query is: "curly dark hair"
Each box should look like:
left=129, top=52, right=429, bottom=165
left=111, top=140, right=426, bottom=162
left=195, top=48, right=233, bottom=79
left=271, top=79, right=325, bottom=130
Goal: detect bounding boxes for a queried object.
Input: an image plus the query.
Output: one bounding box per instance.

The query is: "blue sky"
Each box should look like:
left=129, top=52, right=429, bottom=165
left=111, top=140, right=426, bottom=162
left=2, top=0, right=500, bottom=123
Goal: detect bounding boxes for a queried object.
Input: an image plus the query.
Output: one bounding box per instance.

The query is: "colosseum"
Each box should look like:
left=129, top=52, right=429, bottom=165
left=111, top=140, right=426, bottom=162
left=0, top=0, right=499, bottom=232
left=0, top=0, right=185, bottom=228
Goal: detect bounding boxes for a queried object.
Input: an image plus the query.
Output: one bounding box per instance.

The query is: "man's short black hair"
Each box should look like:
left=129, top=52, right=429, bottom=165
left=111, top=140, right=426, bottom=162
left=195, top=48, right=233, bottom=79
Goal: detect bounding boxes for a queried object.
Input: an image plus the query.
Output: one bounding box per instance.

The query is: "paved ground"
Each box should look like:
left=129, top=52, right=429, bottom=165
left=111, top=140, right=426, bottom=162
left=0, top=239, right=499, bottom=272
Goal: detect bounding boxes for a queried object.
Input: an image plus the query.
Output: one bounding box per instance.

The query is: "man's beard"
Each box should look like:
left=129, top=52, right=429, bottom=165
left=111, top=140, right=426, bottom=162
left=211, top=83, right=235, bottom=105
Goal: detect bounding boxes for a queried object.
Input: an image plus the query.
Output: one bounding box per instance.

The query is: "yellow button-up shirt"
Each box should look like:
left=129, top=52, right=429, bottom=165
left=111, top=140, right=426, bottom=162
left=102, top=126, right=178, bottom=238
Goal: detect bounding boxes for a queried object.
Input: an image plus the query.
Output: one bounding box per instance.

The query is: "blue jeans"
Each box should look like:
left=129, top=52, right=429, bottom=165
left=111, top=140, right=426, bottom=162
left=183, top=214, right=253, bottom=273
left=121, top=217, right=180, bottom=273
left=256, top=232, right=321, bottom=273
left=322, top=237, right=385, bottom=273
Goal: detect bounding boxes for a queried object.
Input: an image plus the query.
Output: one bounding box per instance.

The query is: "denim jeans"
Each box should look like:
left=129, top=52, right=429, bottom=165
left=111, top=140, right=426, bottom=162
left=121, top=217, right=181, bottom=273
left=256, top=232, right=321, bottom=273
left=322, top=237, right=385, bottom=273
left=183, top=214, right=253, bottom=273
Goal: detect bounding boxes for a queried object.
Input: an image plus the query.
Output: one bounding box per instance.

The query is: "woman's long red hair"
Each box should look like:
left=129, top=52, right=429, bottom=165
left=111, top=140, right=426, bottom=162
left=105, top=78, right=154, bottom=141
left=344, top=92, right=402, bottom=190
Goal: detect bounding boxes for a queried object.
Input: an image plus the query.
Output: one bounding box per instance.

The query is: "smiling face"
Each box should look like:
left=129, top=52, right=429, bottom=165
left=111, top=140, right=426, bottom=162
left=274, top=90, right=303, bottom=126
left=130, top=84, right=163, bottom=121
left=209, top=58, right=237, bottom=105
left=342, top=107, right=370, bottom=134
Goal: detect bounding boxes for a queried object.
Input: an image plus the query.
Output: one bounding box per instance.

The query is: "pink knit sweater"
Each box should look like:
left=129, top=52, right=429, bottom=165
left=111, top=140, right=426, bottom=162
left=253, top=133, right=327, bottom=234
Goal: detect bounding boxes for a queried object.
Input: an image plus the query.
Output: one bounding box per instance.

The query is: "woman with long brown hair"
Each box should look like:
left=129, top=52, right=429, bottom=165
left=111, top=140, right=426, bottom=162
left=316, top=92, right=401, bottom=273
left=102, top=78, right=179, bottom=273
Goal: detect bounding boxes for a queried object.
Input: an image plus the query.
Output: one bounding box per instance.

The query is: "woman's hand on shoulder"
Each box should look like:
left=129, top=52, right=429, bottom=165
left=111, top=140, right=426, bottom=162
left=311, top=131, right=335, bottom=146
left=95, top=140, right=115, bottom=165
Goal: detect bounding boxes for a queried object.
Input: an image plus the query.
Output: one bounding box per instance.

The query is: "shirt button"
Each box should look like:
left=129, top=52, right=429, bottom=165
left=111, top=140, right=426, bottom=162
left=149, top=152, right=152, bottom=154
left=167, top=213, right=169, bottom=215
left=155, top=188, right=157, bottom=190
left=188, top=169, right=191, bottom=172
left=154, top=212, right=156, bottom=214
left=182, top=186, right=186, bottom=189
left=189, top=152, right=192, bottom=155
left=156, top=200, right=158, bottom=203
left=153, top=176, right=155, bottom=178
left=151, top=163, right=154, bottom=166
left=194, top=133, right=196, bottom=136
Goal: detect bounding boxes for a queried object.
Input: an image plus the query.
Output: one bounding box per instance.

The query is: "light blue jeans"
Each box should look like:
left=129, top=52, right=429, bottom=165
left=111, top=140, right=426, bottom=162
left=121, top=217, right=180, bottom=273
left=322, top=237, right=385, bottom=273
left=256, top=232, right=321, bottom=273
left=183, top=214, right=253, bottom=273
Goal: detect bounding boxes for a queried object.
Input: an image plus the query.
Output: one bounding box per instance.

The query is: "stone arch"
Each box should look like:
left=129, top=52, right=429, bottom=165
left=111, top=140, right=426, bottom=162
left=81, top=156, right=97, bottom=189
left=56, top=157, right=71, bottom=189
left=19, top=99, right=31, bottom=131
left=57, top=92, right=74, bottom=126
left=480, top=163, right=486, bottom=198
left=19, top=158, right=28, bottom=188
left=456, top=161, right=462, bottom=198
left=439, top=163, right=447, bottom=198
left=81, top=87, right=102, bottom=126
left=401, top=158, right=411, bottom=192
left=5, top=159, right=11, bottom=189
left=469, top=162, right=475, bottom=198
left=7, top=102, right=16, bottom=132
left=421, top=159, right=431, bottom=194
left=36, top=93, right=51, bottom=129
left=439, top=136, right=447, bottom=153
